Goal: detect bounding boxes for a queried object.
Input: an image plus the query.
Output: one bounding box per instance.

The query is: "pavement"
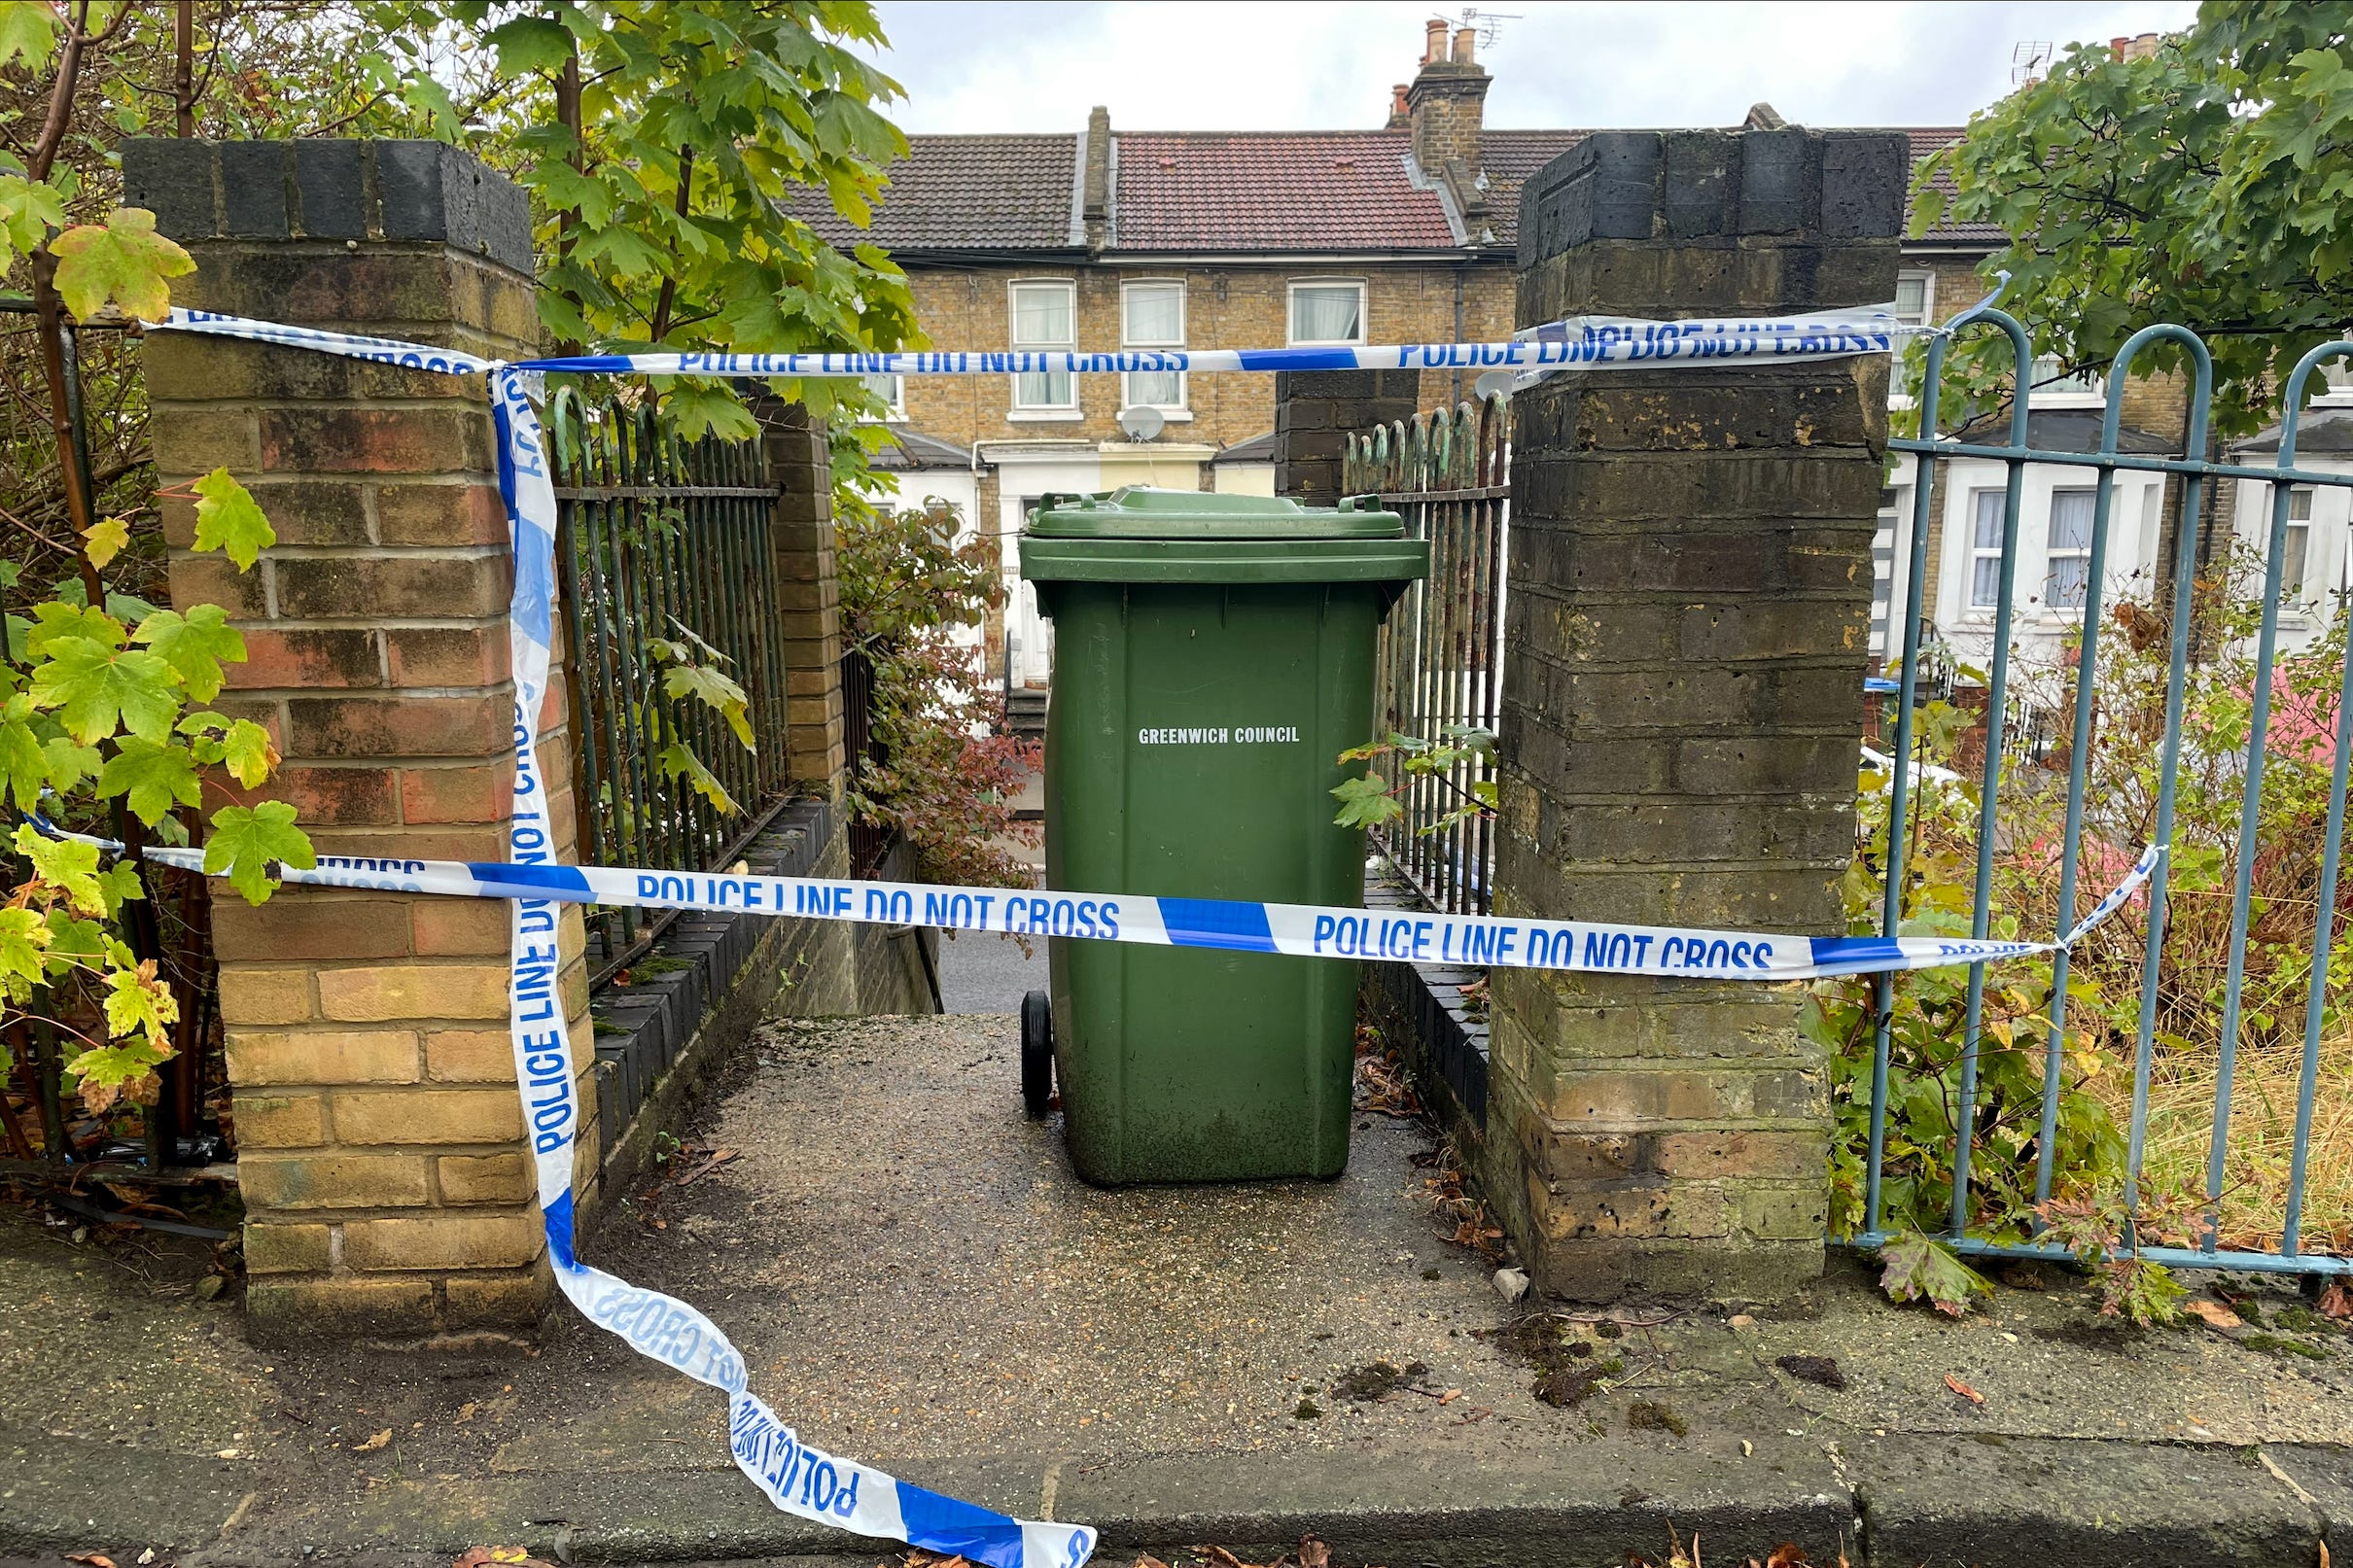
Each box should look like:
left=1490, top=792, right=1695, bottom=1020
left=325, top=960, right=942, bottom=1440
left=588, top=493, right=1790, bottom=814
left=8, top=1011, right=2353, bottom=1567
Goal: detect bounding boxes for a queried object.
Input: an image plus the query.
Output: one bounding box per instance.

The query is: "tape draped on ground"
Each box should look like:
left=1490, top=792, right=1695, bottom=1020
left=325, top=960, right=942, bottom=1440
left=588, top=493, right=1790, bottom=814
left=109, top=303, right=2114, bottom=1568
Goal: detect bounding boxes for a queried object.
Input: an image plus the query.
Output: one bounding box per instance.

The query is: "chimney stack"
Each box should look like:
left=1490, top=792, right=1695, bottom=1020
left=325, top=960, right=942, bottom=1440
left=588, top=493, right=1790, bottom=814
left=1387, top=84, right=1411, bottom=129
left=1406, top=20, right=1492, bottom=185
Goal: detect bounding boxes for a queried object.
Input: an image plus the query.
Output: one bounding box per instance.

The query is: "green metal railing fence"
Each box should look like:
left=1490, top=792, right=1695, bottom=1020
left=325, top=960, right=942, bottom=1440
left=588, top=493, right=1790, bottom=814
left=547, top=389, right=793, bottom=987
left=1347, top=395, right=1510, bottom=917
left=1867, top=312, right=2353, bottom=1277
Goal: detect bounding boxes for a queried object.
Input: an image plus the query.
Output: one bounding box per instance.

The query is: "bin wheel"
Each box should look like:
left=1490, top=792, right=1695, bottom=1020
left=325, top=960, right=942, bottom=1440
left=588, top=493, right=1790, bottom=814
left=1021, top=989, right=1054, bottom=1119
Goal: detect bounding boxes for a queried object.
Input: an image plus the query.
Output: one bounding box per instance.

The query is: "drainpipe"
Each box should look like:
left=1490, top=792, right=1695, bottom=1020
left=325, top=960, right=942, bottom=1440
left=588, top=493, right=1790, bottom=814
left=1452, top=263, right=1466, bottom=405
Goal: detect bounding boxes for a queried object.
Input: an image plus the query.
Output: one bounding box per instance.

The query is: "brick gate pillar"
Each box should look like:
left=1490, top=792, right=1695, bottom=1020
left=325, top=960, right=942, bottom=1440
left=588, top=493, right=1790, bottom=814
left=126, top=139, right=592, bottom=1342
left=1485, top=128, right=1905, bottom=1300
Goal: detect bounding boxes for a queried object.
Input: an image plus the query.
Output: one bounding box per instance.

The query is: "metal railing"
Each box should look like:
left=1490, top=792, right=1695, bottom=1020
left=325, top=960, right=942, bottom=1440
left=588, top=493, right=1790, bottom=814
left=1346, top=396, right=1510, bottom=916
left=547, top=390, right=793, bottom=986
left=1865, top=315, right=2353, bottom=1276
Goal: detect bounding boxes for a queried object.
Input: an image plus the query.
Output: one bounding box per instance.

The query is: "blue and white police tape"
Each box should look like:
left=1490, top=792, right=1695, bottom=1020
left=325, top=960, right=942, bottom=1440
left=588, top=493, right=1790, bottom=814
left=159, top=301, right=1921, bottom=379
left=118, top=837, right=2163, bottom=983
left=112, top=298, right=2041, bottom=1568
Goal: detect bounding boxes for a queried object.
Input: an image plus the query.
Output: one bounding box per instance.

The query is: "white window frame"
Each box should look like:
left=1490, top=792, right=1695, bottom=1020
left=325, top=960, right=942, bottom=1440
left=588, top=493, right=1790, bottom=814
left=2316, top=364, right=2353, bottom=408
left=1119, top=279, right=1189, bottom=417
left=2028, top=352, right=2106, bottom=408
left=1007, top=277, right=1078, bottom=418
left=1967, top=486, right=2009, bottom=610
left=2284, top=485, right=2314, bottom=601
left=1287, top=277, right=1368, bottom=347
left=858, top=371, right=905, bottom=422
left=1890, top=270, right=1935, bottom=410
left=2043, top=486, right=2096, bottom=611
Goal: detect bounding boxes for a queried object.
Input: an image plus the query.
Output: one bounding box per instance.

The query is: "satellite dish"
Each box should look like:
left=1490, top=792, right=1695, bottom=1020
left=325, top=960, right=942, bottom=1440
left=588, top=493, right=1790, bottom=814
left=1473, top=369, right=1516, bottom=402
left=1116, top=405, right=1166, bottom=442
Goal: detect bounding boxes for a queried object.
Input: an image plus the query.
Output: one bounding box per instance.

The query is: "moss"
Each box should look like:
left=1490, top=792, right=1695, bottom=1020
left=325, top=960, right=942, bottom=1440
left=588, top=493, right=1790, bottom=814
left=2242, top=1332, right=2330, bottom=1360
left=1293, top=1397, right=1322, bottom=1419
left=1627, top=1400, right=1689, bottom=1437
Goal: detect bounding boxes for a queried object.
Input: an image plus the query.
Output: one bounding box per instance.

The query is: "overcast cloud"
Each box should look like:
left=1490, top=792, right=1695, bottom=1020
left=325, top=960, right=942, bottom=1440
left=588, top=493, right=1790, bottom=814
left=867, top=1, right=2198, bottom=136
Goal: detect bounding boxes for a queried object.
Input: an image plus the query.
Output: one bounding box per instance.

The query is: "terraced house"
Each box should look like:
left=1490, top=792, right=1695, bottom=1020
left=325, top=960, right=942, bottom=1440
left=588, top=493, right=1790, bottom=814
left=814, top=24, right=2337, bottom=694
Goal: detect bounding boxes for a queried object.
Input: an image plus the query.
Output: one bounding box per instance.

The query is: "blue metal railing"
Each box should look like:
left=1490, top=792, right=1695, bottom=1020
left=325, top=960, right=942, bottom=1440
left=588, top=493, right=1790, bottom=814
left=1859, top=312, right=2353, bottom=1275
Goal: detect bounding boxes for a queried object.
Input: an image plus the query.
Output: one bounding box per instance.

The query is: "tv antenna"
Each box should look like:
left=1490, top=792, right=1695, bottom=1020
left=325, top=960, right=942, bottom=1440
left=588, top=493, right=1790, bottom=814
left=2011, top=40, right=2054, bottom=86
left=1459, top=8, right=1521, bottom=49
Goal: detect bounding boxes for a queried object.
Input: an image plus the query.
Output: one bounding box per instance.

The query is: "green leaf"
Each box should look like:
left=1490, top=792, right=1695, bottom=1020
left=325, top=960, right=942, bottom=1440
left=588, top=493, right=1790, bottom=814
left=661, top=661, right=755, bottom=749
left=42, top=734, right=101, bottom=794
left=189, top=468, right=274, bottom=570
left=485, top=15, right=575, bottom=74
left=49, top=207, right=195, bottom=322
left=102, top=962, right=179, bottom=1048
left=2104, top=1259, right=2188, bottom=1326
left=0, top=3, right=56, bottom=74
left=98, top=737, right=203, bottom=826
left=0, top=706, right=46, bottom=813
left=135, top=603, right=246, bottom=703
left=14, top=823, right=108, bottom=916
left=1877, top=1231, right=1992, bottom=1317
left=27, top=636, right=180, bottom=745
left=0, top=174, right=66, bottom=260
left=203, top=800, right=314, bottom=904
left=183, top=714, right=278, bottom=788
left=656, top=741, right=741, bottom=814
left=24, top=600, right=124, bottom=656
left=1330, top=774, right=1404, bottom=830
left=0, top=906, right=52, bottom=993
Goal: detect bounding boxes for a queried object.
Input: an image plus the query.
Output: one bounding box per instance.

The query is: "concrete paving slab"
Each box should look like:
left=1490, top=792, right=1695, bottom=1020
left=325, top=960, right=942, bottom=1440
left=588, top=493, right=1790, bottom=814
left=9, top=1011, right=2353, bottom=1566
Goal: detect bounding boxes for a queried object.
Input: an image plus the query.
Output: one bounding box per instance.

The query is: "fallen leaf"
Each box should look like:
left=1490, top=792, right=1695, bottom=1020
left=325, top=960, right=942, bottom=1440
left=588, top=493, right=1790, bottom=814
left=1131, top=1557, right=1174, bottom=1568
left=65, top=1555, right=117, bottom=1568
left=353, top=1427, right=393, bottom=1451
left=1766, top=1544, right=1811, bottom=1568
left=2319, top=1281, right=2353, bottom=1320
left=2183, top=1299, right=2242, bottom=1331
left=1943, top=1374, right=1985, bottom=1407
left=450, top=1551, right=556, bottom=1568
left=1437, top=1387, right=1462, bottom=1406
left=1299, top=1538, right=1332, bottom=1568
left=1203, top=1548, right=1252, bottom=1568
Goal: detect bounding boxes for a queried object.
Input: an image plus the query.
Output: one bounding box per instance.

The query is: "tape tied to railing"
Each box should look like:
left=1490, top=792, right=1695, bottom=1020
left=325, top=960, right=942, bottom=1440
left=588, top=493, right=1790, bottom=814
left=100, top=303, right=2074, bottom=1568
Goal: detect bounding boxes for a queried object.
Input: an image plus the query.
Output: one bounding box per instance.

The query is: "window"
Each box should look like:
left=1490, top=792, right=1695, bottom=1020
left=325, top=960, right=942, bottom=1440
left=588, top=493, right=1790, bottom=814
left=1121, top=281, right=1186, bottom=410
left=1288, top=279, right=1366, bottom=346
left=2284, top=486, right=2313, bottom=599
left=1009, top=280, right=1075, bottom=410
left=2029, top=353, right=2104, bottom=401
left=2044, top=487, right=2095, bottom=610
left=1889, top=273, right=1934, bottom=403
left=1968, top=488, right=2008, bottom=610
left=2319, top=363, right=2353, bottom=406
left=859, top=372, right=904, bottom=420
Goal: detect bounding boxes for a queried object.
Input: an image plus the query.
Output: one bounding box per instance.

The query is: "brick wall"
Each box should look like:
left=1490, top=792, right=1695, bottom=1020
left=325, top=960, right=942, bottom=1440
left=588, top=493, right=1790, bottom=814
left=896, top=261, right=1514, bottom=456
left=128, top=139, right=582, bottom=1342
left=1486, top=127, right=1903, bottom=1301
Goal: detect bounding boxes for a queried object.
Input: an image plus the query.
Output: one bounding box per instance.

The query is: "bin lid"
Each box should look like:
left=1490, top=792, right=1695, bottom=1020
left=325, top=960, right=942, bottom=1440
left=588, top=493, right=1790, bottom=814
left=1028, top=486, right=1405, bottom=540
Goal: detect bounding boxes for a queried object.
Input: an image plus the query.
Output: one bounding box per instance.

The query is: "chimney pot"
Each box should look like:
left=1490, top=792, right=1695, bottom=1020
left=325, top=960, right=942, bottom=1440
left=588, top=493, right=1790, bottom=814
left=2112, top=35, right=2128, bottom=58
left=1425, top=17, right=1447, bottom=62
left=1453, top=25, right=1476, bottom=65
left=1388, top=84, right=1411, bottom=128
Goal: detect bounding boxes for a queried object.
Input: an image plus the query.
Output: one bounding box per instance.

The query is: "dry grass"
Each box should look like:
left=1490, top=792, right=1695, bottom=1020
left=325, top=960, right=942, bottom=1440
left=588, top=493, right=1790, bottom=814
left=2095, top=1021, right=2353, bottom=1254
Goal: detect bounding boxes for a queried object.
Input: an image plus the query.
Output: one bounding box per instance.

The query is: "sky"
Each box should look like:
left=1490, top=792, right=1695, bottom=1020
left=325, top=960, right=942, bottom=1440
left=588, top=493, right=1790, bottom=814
left=866, top=1, right=2199, bottom=136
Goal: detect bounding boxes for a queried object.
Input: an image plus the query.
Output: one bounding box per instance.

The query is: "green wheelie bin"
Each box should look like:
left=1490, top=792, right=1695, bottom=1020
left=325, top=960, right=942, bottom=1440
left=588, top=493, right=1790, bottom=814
left=1015, top=486, right=1427, bottom=1184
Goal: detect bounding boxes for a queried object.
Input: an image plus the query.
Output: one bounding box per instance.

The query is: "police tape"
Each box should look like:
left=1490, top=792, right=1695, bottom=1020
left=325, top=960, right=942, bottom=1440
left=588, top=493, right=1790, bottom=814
left=110, top=837, right=2160, bottom=984
left=160, top=301, right=1923, bottom=379
left=112, top=301, right=2028, bottom=1568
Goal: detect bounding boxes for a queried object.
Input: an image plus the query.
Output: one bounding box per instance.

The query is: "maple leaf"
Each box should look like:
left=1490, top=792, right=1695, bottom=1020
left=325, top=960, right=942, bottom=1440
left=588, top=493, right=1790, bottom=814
left=656, top=741, right=741, bottom=814
left=15, top=823, right=107, bottom=915
left=28, top=636, right=179, bottom=744
left=97, top=736, right=203, bottom=825
left=661, top=661, right=755, bottom=749
left=136, top=604, right=246, bottom=703
left=0, top=5, right=56, bottom=74
left=103, top=959, right=179, bottom=1047
left=203, top=800, right=315, bottom=903
left=0, top=174, right=64, bottom=260
left=50, top=207, right=193, bottom=323
left=0, top=703, right=46, bottom=812
left=23, top=601, right=125, bottom=657
left=183, top=713, right=278, bottom=788
left=190, top=468, right=275, bottom=570
left=1330, top=773, right=1404, bottom=829
left=0, top=906, right=53, bottom=993
left=1876, top=1231, right=1991, bottom=1317
left=80, top=516, right=129, bottom=570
